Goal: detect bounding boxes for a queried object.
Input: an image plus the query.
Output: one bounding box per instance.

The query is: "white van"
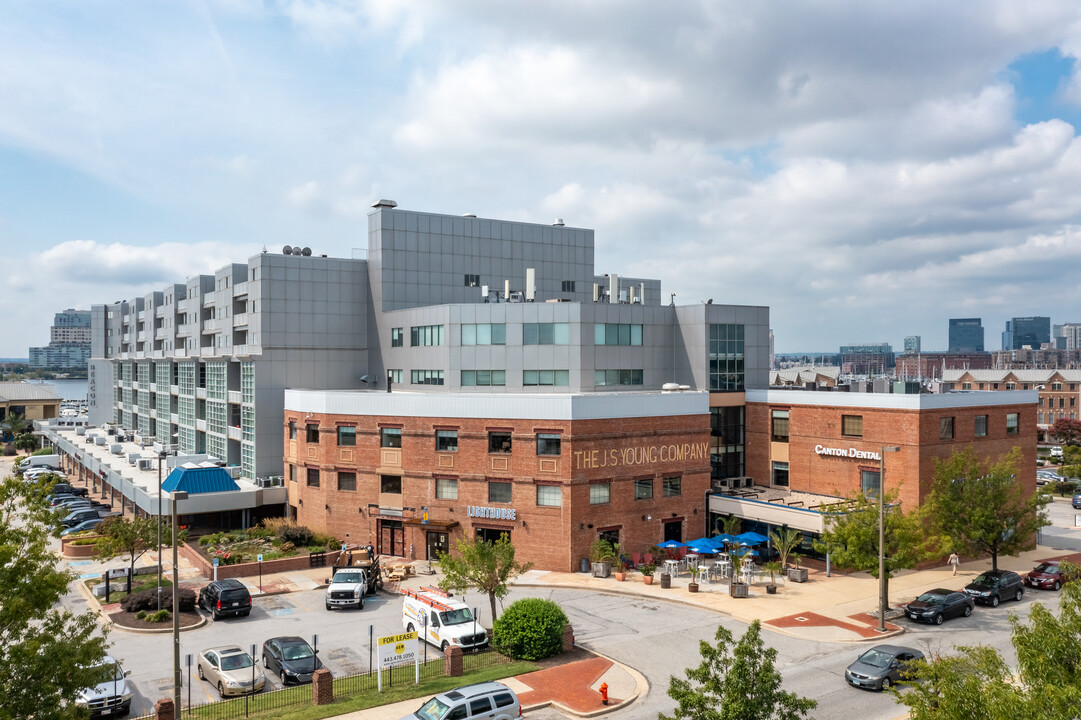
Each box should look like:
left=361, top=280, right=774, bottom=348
left=18, top=454, right=61, bottom=472
left=401, top=587, right=488, bottom=653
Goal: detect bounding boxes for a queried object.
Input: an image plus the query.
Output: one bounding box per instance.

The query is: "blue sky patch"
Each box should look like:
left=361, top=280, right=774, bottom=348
left=1006, top=49, right=1080, bottom=129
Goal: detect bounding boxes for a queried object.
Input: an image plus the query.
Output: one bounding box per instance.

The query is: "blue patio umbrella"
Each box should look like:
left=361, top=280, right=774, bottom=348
left=733, top=547, right=760, bottom=557
left=656, top=540, right=686, bottom=549
left=688, top=537, right=717, bottom=547
left=736, top=531, right=769, bottom=545
left=711, top=533, right=737, bottom=546
left=686, top=539, right=718, bottom=554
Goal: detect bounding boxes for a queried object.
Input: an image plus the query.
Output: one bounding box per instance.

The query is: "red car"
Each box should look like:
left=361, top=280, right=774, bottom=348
left=1025, top=561, right=1066, bottom=591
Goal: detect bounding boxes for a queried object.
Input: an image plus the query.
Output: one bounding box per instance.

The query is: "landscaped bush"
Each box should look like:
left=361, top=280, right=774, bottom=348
left=145, top=609, right=171, bottom=623
left=2, top=445, right=16, bottom=456
left=121, top=587, right=196, bottom=613
left=69, top=537, right=102, bottom=546
left=31, top=447, right=55, bottom=456
left=277, top=524, right=314, bottom=547
left=493, top=598, right=568, bottom=661
left=1053, top=480, right=1078, bottom=497
left=247, top=526, right=274, bottom=540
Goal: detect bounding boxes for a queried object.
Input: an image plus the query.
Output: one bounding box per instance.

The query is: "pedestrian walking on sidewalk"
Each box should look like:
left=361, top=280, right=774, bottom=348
left=948, top=552, right=959, bottom=576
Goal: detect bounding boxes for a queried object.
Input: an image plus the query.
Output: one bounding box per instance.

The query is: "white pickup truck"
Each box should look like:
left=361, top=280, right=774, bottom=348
left=325, top=567, right=368, bottom=610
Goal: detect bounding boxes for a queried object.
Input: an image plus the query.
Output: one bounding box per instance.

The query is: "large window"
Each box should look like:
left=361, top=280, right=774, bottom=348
left=380, top=428, right=402, bottom=448
left=524, top=370, right=569, bottom=386
left=489, top=432, right=512, bottom=453
left=337, top=426, right=356, bottom=446
left=771, top=410, right=790, bottom=442
left=288, top=421, right=296, bottom=440
left=488, top=481, right=512, bottom=503
left=771, top=461, right=789, bottom=487
left=711, top=406, right=745, bottom=480
left=975, top=415, right=988, bottom=438
left=380, top=475, right=402, bottom=494
left=306, top=468, right=320, bottom=488
left=594, top=323, right=643, bottom=346
left=436, top=430, right=458, bottom=452
left=634, top=478, right=653, bottom=500
left=663, top=476, right=682, bottom=497
left=523, top=323, right=569, bottom=345
left=461, top=324, right=506, bottom=346
left=1006, top=413, right=1019, bottom=435
left=709, top=323, right=745, bottom=391
left=387, top=369, right=403, bottom=384
left=594, top=369, right=643, bottom=386
left=411, top=370, right=444, bottom=385
left=306, top=423, right=320, bottom=443
left=940, top=417, right=954, bottom=440
left=464, top=274, right=480, bottom=287
left=337, top=472, right=356, bottom=492
left=462, top=370, right=506, bottom=387
left=391, top=328, right=404, bottom=347
left=536, top=485, right=562, bottom=507
left=589, top=482, right=610, bottom=505
left=536, top=433, right=561, bottom=456
left=436, top=478, right=458, bottom=499
left=861, top=469, right=880, bottom=497
left=842, top=415, right=863, bottom=437
left=561, top=280, right=575, bottom=292
left=410, top=325, right=444, bottom=347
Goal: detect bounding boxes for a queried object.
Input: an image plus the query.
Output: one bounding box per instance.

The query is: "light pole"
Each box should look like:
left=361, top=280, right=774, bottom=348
left=877, top=445, right=901, bottom=632
left=157, top=450, right=167, bottom=611
left=171, top=490, right=187, bottom=714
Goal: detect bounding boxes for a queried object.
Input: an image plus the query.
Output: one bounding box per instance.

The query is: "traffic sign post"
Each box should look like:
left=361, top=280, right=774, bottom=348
left=257, top=554, right=263, bottom=593
left=212, top=556, right=219, bottom=582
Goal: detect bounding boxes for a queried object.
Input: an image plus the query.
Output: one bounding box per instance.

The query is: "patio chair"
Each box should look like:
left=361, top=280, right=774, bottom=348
left=644, top=553, right=653, bottom=566
left=631, top=552, right=642, bottom=568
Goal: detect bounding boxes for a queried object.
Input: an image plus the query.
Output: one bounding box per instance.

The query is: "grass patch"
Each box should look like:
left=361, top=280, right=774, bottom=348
left=86, top=575, right=172, bottom=603
left=184, top=657, right=538, bottom=720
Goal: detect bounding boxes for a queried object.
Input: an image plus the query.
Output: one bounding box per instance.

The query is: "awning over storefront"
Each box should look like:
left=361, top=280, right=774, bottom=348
left=708, top=493, right=826, bottom=534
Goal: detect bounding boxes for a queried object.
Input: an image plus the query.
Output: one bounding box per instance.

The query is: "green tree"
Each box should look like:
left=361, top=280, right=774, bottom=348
left=0, top=412, right=30, bottom=438
left=898, top=563, right=1081, bottom=719
left=95, top=516, right=159, bottom=591
left=925, top=447, right=1049, bottom=572
left=768, top=528, right=803, bottom=568
left=1051, top=417, right=1081, bottom=446
left=437, top=534, right=532, bottom=622
left=0, top=469, right=109, bottom=719
left=662, top=620, right=816, bottom=720
left=812, top=488, right=932, bottom=611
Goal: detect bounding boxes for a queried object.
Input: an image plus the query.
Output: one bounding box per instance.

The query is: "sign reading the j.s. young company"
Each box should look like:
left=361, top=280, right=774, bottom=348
left=814, top=445, right=881, bottom=461
left=573, top=442, right=709, bottom=470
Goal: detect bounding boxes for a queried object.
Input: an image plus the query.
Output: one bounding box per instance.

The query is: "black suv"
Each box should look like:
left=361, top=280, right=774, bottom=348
left=198, top=579, right=252, bottom=620
left=963, top=570, right=1025, bottom=607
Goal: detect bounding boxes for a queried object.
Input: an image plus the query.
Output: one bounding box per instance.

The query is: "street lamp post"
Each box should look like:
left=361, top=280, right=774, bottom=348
left=157, top=450, right=166, bottom=611
left=171, top=490, right=188, bottom=714
left=878, top=445, right=901, bottom=632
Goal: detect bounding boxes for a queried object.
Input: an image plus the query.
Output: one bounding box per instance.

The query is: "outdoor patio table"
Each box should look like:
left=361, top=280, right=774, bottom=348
left=686, top=554, right=699, bottom=569
left=664, top=559, right=681, bottom=576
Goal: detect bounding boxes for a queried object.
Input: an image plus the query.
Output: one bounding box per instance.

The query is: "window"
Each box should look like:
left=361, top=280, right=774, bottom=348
left=488, top=481, right=512, bottom=503
left=771, top=410, right=790, bottom=442
left=411, top=370, right=444, bottom=385
left=561, top=280, right=575, bottom=292
left=381, top=428, right=402, bottom=448
left=709, top=323, right=745, bottom=391
left=306, top=423, right=320, bottom=443
left=634, top=478, right=654, bottom=500
left=306, top=468, right=320, bottom=488
left=940, top=417, right=954, bottom=440
left=589, top=482, right=610, bottom=505
left=771, top=461, right=789, bottom=487
left=536, top=433, right=561, bottom=456
left=1007, top=413, right=1019, bottom=435
left=436, top=430, right=458, bottom=452
left=380, top=475, right=402, bottom=494
left=410, top=325, right=444, bottom=347
left=962, top=382, right=972, bottom=390
left=594, top=369, right=643, bottom=386
left=841, top=415, right=863, bottom=437
left=289, top=465, right=296, bottom=483
left=461, top=323, right=506, bottom=346
left=387, top=369, right=403, bottom=384
left=861, top=469, right=880, bottom=497
left=1053, top=382, right=1063, bottom=391
left=1006, top=382, right=1016, bottom=390
left=464, top=273, right=480, bottom=287
left=337, top=426, right=356, bottom=446
left=523, top=323, right=569, bottom=345
left=288, top=421, right=296, bottom=440
left=523, top=370, right=569, bottom=386
left=436, top=478, right=458, bottom=499
left=536, top=484, right=562, bottom=507
left=391, top=328, right=403, bottom=347
left=469, top=698, right=492, bottom=716
left=461, top=370, right=506, bottom=386
left=594, top=323, right=643, bottom=346
left=337, top=472, right=356, bottom=492
left=663, top=476, right=682, bottom=497
left=489, top=432, right=512, bottom=453
left=975, top=415, right=988, bottom=438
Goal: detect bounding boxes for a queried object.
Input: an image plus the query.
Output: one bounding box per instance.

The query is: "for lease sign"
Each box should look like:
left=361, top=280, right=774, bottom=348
left=377, top=631, right=418, bottom=668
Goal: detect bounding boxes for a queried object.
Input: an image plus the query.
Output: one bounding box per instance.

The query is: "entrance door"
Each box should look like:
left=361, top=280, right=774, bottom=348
left=378, top=520, right=405, bottom=557
left=663, top=520, right=682, bottom=543
left=426, top=531, right=449, bottom=560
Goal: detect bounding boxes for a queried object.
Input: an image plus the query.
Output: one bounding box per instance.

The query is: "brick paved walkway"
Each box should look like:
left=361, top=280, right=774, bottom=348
left=514, top=657, right=617, bottom=712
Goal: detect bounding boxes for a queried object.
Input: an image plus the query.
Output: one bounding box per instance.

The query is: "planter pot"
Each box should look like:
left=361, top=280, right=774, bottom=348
left=660, top=572, right=672, bottom=589
left=592, top=562, right=612, bottom=578
left=730, top=582, right=749, bottom=598
left=766, top=584, right=777, bottom=594
left=643, top=576, right=654, bottom=585
left=786, top=567, right=808, bottom=583
left=688, top=582, right=699, bottom=593
left=614, top=571, right=626, bottom=582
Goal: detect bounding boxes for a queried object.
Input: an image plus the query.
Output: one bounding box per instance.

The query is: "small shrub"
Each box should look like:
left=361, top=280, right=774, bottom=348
left=2, top=445, right=15, bottom=457
left=1054, top=480, right=1078, bottom=497
left=136, top=610, right=147, bottom=620
left=70, top=538, right=101, bottom=546
left=145, top=609, right=171, bottom=623
left=31, top=448, right=55, bottom=456
left=277, top=524, right=314, bottom=546
left=247, top=527, right=274, bottom=540
left=260, top=517, right=292, bottom=534
left=493, top=598, right=568, bottom=661
left=121, top=587, right=196, bottom=613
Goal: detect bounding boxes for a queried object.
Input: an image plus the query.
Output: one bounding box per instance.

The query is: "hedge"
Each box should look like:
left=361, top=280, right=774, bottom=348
left=492, top=598, right=568, bottom=661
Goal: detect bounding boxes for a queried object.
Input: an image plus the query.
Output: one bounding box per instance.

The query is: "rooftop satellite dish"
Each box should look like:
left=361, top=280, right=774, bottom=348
left=282, top=245, right=293, bottom=255
left=302, top=247, right=312, bottom=256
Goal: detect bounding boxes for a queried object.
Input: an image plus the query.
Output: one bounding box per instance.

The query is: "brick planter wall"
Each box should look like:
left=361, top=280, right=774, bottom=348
left=178, top=542, right=343, bottom=580
left=61, top=536, right=103, bottom=558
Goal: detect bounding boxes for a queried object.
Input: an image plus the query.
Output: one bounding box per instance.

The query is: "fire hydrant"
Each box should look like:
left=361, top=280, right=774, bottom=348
left=599, top=682, right=609, bottom=706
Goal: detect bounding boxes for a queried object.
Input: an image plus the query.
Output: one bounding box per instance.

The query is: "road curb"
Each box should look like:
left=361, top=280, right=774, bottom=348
left=76, top=575, right=209, bottom=634
left=520, top=647, right=649, bottom=718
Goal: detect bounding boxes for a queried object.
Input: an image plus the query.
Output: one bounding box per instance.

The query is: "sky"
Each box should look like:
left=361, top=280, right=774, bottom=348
left=3, top=1, right=1081, bottom=358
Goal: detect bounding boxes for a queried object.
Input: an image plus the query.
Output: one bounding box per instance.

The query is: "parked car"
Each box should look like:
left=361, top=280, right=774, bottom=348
left=53, top=498, right=94, bottom=513
left=844, top=644, right=925, bottom=691
left=196, top=646, right=266, bottom=698
left=75, top=655, right=133, bottom=718
left=1051, top=446, right=1064, bottom=459
left=25, top=469, right=67, bottom=481
left=198, top=578, right=252, bottom=620
left=261, top=636, right=322, bottom=685
left=61, top=518, right=104, bottom=537
left=963, top=570, right=1025, bottom=607
left=400, top=681, right=521, bottom=720
left=61, top=509, right=106, bottom=528
left=1025, top=561, right=1068, bottom=591
left=1073, top=493, right=1081, bottom=510
left=1036, top=470, right=1063, bottom=486
left=904, top=588, right=974, bottom=624
left=50, top=483, right=88, bottom=497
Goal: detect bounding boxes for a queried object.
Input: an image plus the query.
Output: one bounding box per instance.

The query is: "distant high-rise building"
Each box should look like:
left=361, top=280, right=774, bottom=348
left=903, top=336, right=921, bottom=353
left=948, top=318, right=984, bottom=353
left=1002, top=316, right=1051, bottom=351
left=839, top=343, right=894, bottom=376
left=28, top=308, right=92, bottom=370
left=1054, top=323, right=1081, bottom=351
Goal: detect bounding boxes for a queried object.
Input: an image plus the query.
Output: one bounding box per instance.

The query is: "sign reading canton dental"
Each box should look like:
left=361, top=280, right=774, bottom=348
left=814, top=445, right=882, bottom=461
left=466, top=506, right=517, bottom=521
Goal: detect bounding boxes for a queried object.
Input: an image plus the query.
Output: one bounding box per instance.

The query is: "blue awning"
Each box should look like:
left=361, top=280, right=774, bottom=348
left=161, top=466, right=240, bottom=494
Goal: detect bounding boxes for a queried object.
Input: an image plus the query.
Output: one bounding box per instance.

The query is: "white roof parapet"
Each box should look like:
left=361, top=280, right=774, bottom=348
left=746, top=388, right=1037, bottom=410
